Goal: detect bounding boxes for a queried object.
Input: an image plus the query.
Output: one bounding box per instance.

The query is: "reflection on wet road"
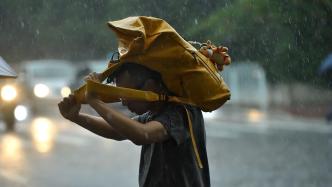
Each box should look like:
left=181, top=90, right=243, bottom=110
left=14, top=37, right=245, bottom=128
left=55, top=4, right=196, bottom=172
left=0, top=133, right=27, bottom=185
left=30, top=117, right=57, bottom=153
left=1, top=133, right=24, bottom=165
left=0, top=107, right=331, bottom=187
left=247, top=108, right=265, bottom=123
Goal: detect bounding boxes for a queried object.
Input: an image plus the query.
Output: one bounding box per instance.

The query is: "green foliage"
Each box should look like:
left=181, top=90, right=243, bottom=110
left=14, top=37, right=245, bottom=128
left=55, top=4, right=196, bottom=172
left=187, top=0, right=332, bottom=84
left=0, top=0, right=331, bottom=84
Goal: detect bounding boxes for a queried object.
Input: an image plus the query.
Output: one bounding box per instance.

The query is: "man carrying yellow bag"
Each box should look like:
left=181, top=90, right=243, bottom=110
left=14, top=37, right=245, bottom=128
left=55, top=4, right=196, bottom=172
left=58, top=16, right=231, bottom=187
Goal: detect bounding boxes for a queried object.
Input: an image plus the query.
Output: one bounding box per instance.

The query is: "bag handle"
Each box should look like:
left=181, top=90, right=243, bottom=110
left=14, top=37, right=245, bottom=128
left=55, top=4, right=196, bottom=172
left=184, top=107, right=203, bottom=169
left=74, top=79, right=196, bottom=107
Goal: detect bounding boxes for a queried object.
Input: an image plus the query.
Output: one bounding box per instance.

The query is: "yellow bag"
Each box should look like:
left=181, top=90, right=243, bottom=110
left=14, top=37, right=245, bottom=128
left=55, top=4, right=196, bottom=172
left=74, top=16, right=231, bottom=112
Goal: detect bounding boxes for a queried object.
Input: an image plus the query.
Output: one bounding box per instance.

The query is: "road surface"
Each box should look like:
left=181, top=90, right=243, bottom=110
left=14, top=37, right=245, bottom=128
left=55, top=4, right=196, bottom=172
left=0, top=106, right=331, bottom=187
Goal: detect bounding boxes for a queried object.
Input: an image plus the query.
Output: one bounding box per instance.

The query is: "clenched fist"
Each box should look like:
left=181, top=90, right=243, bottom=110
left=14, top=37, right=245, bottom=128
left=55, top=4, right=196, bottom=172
left=58, top=94, right=81, bottom=121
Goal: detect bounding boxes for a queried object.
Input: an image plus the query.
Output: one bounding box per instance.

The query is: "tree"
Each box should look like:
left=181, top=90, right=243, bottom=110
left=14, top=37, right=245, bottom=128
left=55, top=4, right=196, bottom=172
left=186, top=0, right=332, bottom=84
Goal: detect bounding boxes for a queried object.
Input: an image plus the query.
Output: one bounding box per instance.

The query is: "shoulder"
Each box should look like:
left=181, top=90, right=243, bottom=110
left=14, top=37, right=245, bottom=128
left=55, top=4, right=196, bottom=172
left=155, top=104, right=202, bottom=120
left=155, top=103, right=186, bottom=118
left=153, top=104, right=203, bottom=145
left=134, top=104, right=202, bottom=124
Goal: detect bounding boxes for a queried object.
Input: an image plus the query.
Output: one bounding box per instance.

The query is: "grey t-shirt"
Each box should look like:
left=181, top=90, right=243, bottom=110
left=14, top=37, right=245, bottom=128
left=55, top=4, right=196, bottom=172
left=136, top=104, right=210, bottom=187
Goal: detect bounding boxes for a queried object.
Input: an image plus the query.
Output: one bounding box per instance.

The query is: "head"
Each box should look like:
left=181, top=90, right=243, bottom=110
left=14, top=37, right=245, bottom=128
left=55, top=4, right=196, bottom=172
left=107, top=63, right=168, bottom=115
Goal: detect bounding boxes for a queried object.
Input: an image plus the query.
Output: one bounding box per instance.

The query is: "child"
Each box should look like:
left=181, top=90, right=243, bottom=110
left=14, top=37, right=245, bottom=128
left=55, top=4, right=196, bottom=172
left=58, top=62, right=210, bottom=187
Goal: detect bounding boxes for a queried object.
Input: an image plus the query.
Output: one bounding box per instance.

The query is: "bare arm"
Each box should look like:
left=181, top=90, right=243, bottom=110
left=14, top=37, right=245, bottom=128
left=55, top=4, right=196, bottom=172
left=88, top=98, right=169, bottom=145
left=82, top=72, right=169, bottom=145
left=71, top=113, right=126, bottom=140
left=58, top=94, right=126, bottom=140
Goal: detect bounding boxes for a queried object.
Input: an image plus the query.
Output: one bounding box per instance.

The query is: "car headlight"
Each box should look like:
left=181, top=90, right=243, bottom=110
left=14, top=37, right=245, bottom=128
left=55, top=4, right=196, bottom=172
left=61, top=86, right=71, bottom=97
left=14, top=105, right=28, bottom=121
left=1, top=85, right=17, bottom=101
left=34, top=84, right=50, bottom=98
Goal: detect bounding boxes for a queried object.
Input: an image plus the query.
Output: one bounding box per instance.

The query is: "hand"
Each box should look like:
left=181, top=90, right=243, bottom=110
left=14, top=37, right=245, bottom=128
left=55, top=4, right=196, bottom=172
left=58, top=94, right=81, bottom=121
left=84, top=72, right=102, bottom=83
left=84, top=72, right=102, bottom=103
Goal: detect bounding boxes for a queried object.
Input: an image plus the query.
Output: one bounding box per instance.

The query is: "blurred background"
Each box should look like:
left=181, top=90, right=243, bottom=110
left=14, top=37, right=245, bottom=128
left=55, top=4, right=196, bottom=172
left=0, top=0, right=332, bottom=187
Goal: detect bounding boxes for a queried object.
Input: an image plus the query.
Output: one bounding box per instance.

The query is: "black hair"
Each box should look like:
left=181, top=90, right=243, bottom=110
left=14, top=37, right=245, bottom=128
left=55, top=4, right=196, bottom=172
left=107, top=63, right=164, bottom=90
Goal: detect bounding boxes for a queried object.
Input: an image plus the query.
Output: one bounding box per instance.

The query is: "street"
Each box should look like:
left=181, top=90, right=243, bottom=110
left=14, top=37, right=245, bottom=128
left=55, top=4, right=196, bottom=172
left=2, top=1, right=331, bottom=187
left=0, top=105, right=332, bottom=187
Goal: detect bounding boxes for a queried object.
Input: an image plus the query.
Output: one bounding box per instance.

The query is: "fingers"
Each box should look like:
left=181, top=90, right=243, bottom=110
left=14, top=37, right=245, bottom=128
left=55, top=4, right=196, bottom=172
left=58, top=93, right=81, bottom=120
left=219, top=46, right=228, bottom=52
left=221, top=52, right=231, bottom=65
left=68, top=94, right=77, bottom=105
left=59, top=98, right=69, bottom=111
left=84, top=72, right=101, bottom=82
left=217, top=46, right=231, bottom=65
left=58, top=94, right=76, bottom=107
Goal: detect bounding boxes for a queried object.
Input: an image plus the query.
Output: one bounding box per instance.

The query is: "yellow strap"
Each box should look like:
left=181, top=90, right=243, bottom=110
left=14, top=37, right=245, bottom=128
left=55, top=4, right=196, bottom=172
left=74, top=80, right=196, bottom=107
left=73, top=61, right=198, bottom=106
left=184, top=107, right=203, bottom=169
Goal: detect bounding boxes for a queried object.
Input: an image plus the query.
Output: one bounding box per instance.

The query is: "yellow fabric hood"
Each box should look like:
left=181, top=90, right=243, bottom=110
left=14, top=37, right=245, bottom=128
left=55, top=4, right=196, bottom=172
left=74, top=16, right=231, bottom=112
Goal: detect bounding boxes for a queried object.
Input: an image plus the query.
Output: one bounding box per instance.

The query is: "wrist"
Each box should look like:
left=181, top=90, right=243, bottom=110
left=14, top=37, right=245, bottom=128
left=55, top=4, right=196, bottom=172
left=68, top=113, right=81, bottom=123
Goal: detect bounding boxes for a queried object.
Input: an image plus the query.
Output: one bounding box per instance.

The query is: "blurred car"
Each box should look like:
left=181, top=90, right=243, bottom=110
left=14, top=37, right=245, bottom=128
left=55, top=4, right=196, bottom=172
left=0, top=57, right=28, bottom=131
left=0, top=79, right=27, bottom=130
left=70, top=60, right=109, bottom=90
left=221, top=61, right=269, bottom=109
left=20, top=59, right=76, bottom=113
left=203, top=62, right=269, bottom=121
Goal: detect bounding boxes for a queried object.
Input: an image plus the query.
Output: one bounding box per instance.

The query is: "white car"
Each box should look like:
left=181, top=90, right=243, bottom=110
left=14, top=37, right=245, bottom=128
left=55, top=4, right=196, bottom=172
left=70, top=60, right=109, bottom=90
left=20, top=60, right=76, bottom=113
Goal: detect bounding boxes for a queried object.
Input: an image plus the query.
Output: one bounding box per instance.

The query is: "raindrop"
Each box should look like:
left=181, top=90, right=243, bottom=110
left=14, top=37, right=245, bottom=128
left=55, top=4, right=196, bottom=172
left=194, top=19, right=198, bottom=25
left=262, top=39, right=266, bottom=45
left=36, top=29, right=40, bottom=35
left=225, top=2, right=229, bottom=8
left=20, top=21, right=25, bottom=28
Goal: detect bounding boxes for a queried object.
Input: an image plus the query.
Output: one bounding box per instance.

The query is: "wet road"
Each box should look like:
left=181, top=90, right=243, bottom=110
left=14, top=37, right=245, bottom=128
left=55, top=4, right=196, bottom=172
left=0, top=106, right=332, bottom=187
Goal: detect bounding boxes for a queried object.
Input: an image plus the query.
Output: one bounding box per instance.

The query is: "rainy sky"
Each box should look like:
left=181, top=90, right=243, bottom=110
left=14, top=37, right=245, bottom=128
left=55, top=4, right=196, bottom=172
left=0, top=0, right=331, bottom=85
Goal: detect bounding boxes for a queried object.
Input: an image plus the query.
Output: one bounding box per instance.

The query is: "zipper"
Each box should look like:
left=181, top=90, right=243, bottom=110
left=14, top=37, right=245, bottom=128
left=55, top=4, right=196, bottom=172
left=192, top=51, right=220, bottom=84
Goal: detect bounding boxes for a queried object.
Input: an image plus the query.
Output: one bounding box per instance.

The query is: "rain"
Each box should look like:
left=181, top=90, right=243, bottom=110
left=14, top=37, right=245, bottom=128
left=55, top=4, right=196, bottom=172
left=0, top=0, right=332, bottom=187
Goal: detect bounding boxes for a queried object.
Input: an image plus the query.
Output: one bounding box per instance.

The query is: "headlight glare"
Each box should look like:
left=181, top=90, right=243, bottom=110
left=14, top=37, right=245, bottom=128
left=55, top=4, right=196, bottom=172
left=1, top=85, right=17, bottom=101
left=34, top=84, right=50, bottom=98
left=61, top=86, right=71, bottom=97
left=14, top=105, right=28, bottom=121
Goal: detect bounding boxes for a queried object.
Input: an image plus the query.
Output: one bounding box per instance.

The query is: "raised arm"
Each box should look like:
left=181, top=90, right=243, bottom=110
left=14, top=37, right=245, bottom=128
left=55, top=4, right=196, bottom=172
left=82, top=72, right=169, bottom=145
left=72, top=113, right=126, bottom=140
left=87, top=98, right=169, bottom=145
left=58, top=94, right=126, bottom=140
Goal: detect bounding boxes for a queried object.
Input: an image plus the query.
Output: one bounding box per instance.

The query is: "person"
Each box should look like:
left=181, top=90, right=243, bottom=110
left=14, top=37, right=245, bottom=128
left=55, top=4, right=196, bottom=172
left=58, top=62, right=210, bottom=187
